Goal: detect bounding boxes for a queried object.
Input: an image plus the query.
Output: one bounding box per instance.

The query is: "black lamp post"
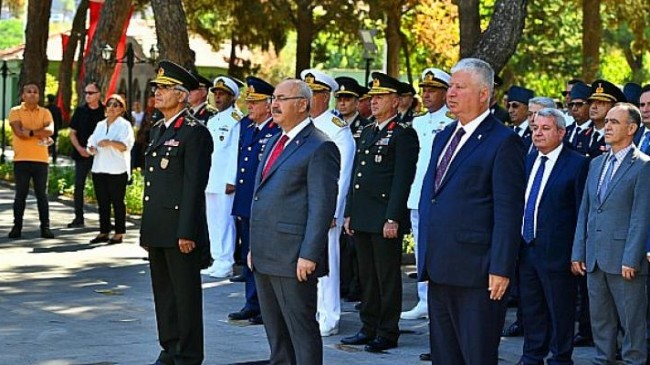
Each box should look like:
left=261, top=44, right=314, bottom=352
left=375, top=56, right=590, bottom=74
left=102, top=42, right=158, bottom=118
left=359, top=29, right=378, bottom=86
left=1, top=60, right=11, bottom=164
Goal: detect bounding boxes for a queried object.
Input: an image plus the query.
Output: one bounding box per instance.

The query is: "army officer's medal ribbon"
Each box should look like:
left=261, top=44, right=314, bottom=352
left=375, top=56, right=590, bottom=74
left=160, top=157, right=170, bottom=169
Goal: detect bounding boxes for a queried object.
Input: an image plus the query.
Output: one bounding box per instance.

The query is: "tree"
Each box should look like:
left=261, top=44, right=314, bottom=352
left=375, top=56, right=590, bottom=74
left=454, top=0, right=480, bottom=58
left=82, top=0, right=132, bottom=93
left=55, top=0, right=88, bottom=119
left=19, top=0, right=52, bottom=95
left=151, top=0, right=194, bottom=69
left=582, top=0, right=601, bottom=81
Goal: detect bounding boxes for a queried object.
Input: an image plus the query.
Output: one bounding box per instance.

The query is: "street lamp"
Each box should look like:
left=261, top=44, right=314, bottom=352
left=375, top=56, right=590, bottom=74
left=102, top=42, right=158, bottom=118
left=358, top=29, right=378, bottom=86
left=1, top=60, right=14, bottom=164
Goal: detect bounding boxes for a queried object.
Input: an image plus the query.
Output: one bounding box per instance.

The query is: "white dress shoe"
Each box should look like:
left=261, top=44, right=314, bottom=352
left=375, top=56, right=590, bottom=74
left=400, top=301, right=428, bottom=320
left=320, top=326, right=339, bottom=337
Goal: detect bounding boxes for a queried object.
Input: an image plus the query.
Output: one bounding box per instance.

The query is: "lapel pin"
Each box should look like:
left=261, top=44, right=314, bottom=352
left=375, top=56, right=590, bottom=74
left=477, top=134, right=482, bottom=140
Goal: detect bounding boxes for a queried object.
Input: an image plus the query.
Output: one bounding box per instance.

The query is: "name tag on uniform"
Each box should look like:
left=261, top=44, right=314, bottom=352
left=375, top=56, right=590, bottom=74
left=164, top=139, right=180, bottom=147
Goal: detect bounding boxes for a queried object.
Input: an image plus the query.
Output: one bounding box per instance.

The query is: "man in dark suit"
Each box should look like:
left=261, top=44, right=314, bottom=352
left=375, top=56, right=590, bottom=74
left=140, top=61, right=213, bottom=365
left=228, top=76, right=280, bottom=325
left=249, top=79, right=340, bottom=365
left=418, top=58, right=526, bottom=364
left=572, top=103, right=650, bottom=365
left=517, top=108, right=589, bottom=365
left=341, top=72, right=418, bottom=353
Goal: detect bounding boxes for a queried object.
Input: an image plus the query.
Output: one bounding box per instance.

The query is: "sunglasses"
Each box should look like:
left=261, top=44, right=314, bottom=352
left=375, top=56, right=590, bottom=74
left=85, top=91, right=99, bottom=95
left=568, top=101, right=586, bottom=108
left=106, top=101, right=123, bottom=108
left=561, top=91, right=569, bottom=97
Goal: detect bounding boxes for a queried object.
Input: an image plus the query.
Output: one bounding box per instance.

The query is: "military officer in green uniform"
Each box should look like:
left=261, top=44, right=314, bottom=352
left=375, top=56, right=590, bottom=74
left=141, top=60, right=213, bottom=365
left=342, top=72, right=419, bottom=352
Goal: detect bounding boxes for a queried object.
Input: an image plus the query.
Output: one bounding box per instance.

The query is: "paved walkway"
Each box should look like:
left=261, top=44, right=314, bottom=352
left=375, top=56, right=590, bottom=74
left=0, top=183, right=599, bottom=364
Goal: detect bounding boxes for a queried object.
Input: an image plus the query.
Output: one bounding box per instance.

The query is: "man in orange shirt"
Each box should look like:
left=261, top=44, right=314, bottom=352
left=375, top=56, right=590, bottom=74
left=8, top=83, right=55, bottom=239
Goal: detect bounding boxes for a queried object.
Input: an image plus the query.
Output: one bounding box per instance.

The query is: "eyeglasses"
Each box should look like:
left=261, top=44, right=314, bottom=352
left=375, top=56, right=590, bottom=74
left=85, top=91, right=99, bottom=95
left=106, top=101, right=123, bottom=108
left=151, top=84, right=180, bottom=93
left=561, top=91, right=570, bottom=97
left=508, top=102, right=523, bottom=109
left=270, top=95, right=306, bottom=102
left=568, top=101, right=586, bottom=108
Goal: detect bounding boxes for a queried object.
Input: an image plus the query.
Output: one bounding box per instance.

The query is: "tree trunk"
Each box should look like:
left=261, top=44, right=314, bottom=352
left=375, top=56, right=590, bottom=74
left=456, top=0, right=480, bottom=58
left=294, top=0, right=314, bottom=76
left=400, top=30, right=412, bottom=83
left=385, top=4, right=402, bottom=78
left=56, top=0, right=88, bottom=120
left=19, top=0, right=53, bottom=98
left=83, top=0, right=132, bottom=94
left=581, top=0, right=600, bottom=82
left=471, top=0, right=528, bottom=74
left=151, top=0, right=194, bottom=70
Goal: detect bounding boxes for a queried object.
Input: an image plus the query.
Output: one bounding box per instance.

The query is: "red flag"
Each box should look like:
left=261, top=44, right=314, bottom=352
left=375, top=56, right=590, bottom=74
left=57, top=34, right=71, bottom=123
left=106, top=6, right=134, bottom=98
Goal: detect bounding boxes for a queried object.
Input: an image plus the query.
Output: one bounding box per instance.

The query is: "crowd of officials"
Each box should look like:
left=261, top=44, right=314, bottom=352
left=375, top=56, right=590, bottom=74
left=7, top=57, right=650, bottom=365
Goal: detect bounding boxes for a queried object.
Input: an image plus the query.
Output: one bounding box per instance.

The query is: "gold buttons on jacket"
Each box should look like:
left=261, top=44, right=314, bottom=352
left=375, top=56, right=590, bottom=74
left=144, top=196, right=150, bottom=201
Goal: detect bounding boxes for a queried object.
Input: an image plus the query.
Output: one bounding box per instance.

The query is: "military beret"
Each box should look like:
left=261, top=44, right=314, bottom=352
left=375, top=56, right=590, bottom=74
left=245, top=76, right=274, bottom=101
left=623, top=82, right=642, bottom=106
left=588, top=80, right=626, bottom=103
left=300, top=69, right=338, bottom=92
left=211, top=76, right=241, bottom=99
left=151, top=60, right=199, bottom=92
left=507, top=85, right=535, bottom=104
left=569, top=82, right=591, bottom=101
left=334, top=76, right=365, bottom=98
left=368, top=72, right=401, bottom=95
left=420, top=68, right=450, bottom=89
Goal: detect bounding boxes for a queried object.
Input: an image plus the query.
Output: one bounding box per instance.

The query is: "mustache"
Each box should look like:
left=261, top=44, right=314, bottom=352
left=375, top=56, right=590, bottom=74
left=271, top=108, right=282, bottom=114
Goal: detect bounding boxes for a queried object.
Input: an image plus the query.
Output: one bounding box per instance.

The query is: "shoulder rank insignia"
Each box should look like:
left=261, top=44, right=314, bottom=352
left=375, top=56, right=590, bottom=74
left=445, top=111, right=456, bottom=119
left=399, top=122, right=409, bottom=128
left=232, top=111, right=242, bottom=121
left=153, top=119, right=165, bottom=128
left=332, top=116, right=346, bottom=128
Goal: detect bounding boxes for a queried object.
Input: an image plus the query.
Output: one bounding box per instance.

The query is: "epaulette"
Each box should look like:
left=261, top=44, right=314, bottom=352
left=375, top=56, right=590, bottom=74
left=183, top=112, right=201, bottom=127
left=445, top=111, right=456, bottom=119
left=331, top=116, right=346, bottom=128
left=232, top=111, right=242, bottom=121
left=399, top=122, right=409, bottom=128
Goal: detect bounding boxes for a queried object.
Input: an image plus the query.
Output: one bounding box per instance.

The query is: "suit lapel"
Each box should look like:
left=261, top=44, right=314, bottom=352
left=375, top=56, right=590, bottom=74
left=256, top=122, right=314, bottom=188
left=599, top=148, right=637, bottom=205
left=150, top=111, right=185, bottom=150
left=435, top=117, right=493, bottom=193
left=538, top=148, right=568, bottom=205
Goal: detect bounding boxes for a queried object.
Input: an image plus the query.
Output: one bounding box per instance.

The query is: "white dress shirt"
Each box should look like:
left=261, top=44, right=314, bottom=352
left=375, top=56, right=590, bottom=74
left=87, top=116, right=135, bottom=176
left=523, top=144, right=563, bottom=235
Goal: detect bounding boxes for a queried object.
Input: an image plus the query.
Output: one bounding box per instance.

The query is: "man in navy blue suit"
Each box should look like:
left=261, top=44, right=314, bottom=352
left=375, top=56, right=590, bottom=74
left=417, top=58, right=526, bottom=364
left=517, top=108, right=589, bottom=365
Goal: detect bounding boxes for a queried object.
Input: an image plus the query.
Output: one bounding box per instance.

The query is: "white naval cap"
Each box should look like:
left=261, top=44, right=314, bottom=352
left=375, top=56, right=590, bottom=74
left=300, top=69, right=339, bottom=92
left=211, top=76, right=241, bottom=99
left=420, top=68, right=451, bottom=89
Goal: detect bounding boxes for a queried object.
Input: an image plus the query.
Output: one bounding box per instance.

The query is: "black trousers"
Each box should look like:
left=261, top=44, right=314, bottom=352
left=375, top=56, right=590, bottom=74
left=91, top=172, right=127, bottom=234
left=73, top=157, right=93, bottom=220
left=355, top=231, right=402, bottom=342
left=149, top=246, right=204, bottom=365
left=255, top=272, right=322, bottom=365
left=13, top=161, right=49, bottom=228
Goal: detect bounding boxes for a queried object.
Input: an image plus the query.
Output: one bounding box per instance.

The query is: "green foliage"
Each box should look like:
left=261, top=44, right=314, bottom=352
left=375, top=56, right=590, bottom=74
left=56, top=127, right=73, bottom=157
left=0, top=19, right=24, bottom=50
left=2, top=120, right=12, bottom=148
left=44, top=73, right=59, bottom=98
left=403, top=233, right=414, bottom=254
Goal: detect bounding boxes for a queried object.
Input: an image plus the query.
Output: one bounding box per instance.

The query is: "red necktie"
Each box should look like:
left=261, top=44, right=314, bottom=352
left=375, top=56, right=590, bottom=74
left=262, top=134, right=289, bottom=178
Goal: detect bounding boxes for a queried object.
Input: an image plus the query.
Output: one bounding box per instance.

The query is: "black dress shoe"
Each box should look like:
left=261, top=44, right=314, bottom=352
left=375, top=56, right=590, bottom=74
left=41, top=227, right=54, bottom=239
left=364, top=336, right=397, bottom=352
left=572, top=333, right=594, bottom=347
left=501, top=321, right=524, bottom=337
left=228, top=308, right=258, bottom=321
left=67, top=219, right=85, bottom=228
left=229, top=274, right=246, bottom=283
left=341, top=331, right=373, bottom=345
left=108, top=236, right=123, bottom=244
left=8, top=226, right=21, bottom=239
left=419, top=353, right=431, bottom=361
left=248, top=314, right=263, bottom=325
left=90, top=234, right=110, bottom=244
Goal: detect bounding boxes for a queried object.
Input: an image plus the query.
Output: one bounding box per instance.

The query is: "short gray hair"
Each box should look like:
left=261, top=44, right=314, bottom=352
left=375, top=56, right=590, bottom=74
left=286, top=79, right=313, bottom=112
left=450, top=58, right=494, bottom=100
left=614, top=102, right=642, bottom=127
left=536, top=108, right=566, bottom=129
left=529, top=97, right=555, bottom=109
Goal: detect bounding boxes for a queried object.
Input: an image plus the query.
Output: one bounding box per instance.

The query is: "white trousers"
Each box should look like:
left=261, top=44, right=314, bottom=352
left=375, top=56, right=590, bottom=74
left=206, top=192, right=236, bottom=272
left=410, top=209, right=427, bottom=304
left=317, top=224, right=342, bottom=332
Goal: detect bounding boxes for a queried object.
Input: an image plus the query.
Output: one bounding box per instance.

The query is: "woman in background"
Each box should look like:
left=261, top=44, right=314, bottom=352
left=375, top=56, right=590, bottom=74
left=86, top=94, right=134, bottom=244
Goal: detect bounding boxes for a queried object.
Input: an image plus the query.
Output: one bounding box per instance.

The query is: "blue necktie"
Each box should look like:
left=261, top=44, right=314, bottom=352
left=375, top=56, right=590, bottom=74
left=522, top=156, right=548, bottom=243
left=640, top=131, right=650, bottom=153
left=598, top=155, right=617, bottom=203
